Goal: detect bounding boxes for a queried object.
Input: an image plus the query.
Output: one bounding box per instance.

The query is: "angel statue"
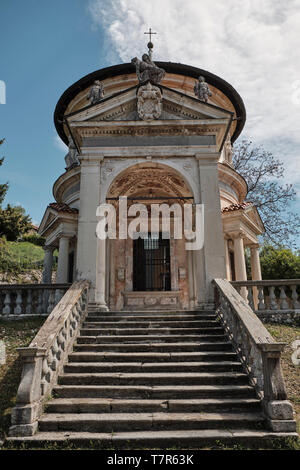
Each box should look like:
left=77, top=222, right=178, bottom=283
left=194, top=76, right=212, bottom=103
left=88, top=80, right=105, bottom=105
left=131, top=54, right=165, bottom=86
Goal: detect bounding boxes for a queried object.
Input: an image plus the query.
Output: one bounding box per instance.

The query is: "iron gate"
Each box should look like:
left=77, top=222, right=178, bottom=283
left=133, top=234, right=171, bottom=291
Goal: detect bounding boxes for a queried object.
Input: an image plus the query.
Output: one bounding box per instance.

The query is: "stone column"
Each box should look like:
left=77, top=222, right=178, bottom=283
left=232, top=233, right=247, bottom=299
left=76, top=158, right=101, bottom=299
left=224, top=238, right=231, bottom=280
left=56, top=236, right=69, bottom=283
left=95, top=237, right=108, bottom=310
left=250, top=243, right=262, bottom=309
left=196, top=154, right=226, bottom=303
left=42, top=245, right=54, bottom=284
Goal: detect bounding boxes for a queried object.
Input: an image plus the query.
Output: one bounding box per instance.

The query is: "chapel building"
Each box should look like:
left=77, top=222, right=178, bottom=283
left=39, top=45, right=264, bottom=311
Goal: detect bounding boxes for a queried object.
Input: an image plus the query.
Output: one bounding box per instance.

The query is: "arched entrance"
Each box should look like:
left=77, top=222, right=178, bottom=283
left=104, top=162, right=196, bottom=310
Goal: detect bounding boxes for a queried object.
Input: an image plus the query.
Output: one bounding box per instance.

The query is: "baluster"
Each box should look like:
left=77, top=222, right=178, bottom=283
left=47, top=290, right=55, bottom=314
left=41, top=356, right=50, bottom=396
left=291, top=285, right=300, bottom=309
left=269, top=286, right=278, bottom=310
left=247, top=287, right=255, bottom=310
left=37, top=290, right=43, bottom=314
left=25, top=289, right=32, bottom=314
left=3, top=291, right=11, bottom=315
left=14, top=290, right=22, bottom=315
left=235, top=286, right=241, bottom=295
left=54, top=289, right=60, bottom=305
left=279, top=286, right=289, bottom=310
left=258, top=286, right=266, bottom=310
left=51, top=341, right=59, bottom=371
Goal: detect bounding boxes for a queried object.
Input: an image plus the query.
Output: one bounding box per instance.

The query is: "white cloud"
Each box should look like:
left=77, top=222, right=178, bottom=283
left=53, top=135, right=68, bottom=152
left=89, top=0, right=300, bottom=188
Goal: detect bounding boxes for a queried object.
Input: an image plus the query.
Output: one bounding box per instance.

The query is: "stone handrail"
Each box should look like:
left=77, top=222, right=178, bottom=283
left=0, top=284, right=70, bottom=317
left=213, top=278, right=296, bottom=432
left=9, top=280, right=90, bottom=437
left=231, top=279, right=300, bottom=312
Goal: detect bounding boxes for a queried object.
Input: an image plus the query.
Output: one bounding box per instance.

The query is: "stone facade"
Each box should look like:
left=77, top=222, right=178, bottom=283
left=39, top=62, right=264, bottom=311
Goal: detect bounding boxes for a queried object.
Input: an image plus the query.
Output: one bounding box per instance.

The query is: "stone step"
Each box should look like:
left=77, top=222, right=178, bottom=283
left=38, top=412, right=265, bottom=433
left=64, top=361, right=243, bottom=374
left=46, top=397, right=261, bottom=414
left=68, top=351, right=238, bottom=363
left=87, top=310, right=215, bottom=316
left=76, top=334, right=228, bottom=344
left=85, top=318, right=217, bottom=326
left=80, top=326, right=223, bottom=335
left=8, top=430, right=298, bottom=449
left=73, top=341, right=233, bottom=353
left=58, top=372, right=249, bottom=386
left=86, top=314, right=216, bottom=322
left=53, top=384, right=256, bottom=399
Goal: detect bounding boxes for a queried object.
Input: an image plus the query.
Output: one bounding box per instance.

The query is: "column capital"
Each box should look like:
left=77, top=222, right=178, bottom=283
left=58, top=232, right=74, bottom=241
left=227, top=231, right=246, bottom=240
left=43, top=245, right=55, bottom=253
left=249, top=243, right=260, bottom=251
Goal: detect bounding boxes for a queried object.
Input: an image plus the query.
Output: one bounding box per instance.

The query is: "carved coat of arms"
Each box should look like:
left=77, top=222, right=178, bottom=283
left=137, top=82, right=162, bottom=121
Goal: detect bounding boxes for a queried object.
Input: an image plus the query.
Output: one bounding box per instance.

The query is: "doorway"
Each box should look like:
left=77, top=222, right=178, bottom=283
left=133, top=234, right=171, bottom=291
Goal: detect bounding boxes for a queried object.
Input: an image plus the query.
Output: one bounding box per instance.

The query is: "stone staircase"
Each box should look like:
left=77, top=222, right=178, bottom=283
left=9, top=307, right=297, bottom=448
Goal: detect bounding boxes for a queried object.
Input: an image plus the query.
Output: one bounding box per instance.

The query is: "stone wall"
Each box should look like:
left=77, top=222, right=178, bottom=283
left=257, top=310, right=300, bottom=327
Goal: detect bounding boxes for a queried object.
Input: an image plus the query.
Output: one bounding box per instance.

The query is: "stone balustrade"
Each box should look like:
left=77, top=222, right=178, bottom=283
left=0, top=284, right=70, bottom=317
left=9, top=280, right=90, bottom=437
left=213, top=278, right=296, bottom=432
left=231, top=279, right=300, bottom=325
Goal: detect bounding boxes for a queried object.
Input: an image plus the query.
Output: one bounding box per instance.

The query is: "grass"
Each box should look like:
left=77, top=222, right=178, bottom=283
left=0, top=317, right=45, bottom=442
left=0, top=319, right=299, bottom=450
left=4, top=242, right=45, bottom=265
left=265, top=322, right=300, bottom=434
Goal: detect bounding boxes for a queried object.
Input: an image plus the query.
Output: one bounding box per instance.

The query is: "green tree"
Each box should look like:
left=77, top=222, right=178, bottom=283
left=260, top=244, right=300, bottom=280
left=0, top=139, right=32, bottom=241
left=0, top=204, right=32, bottom=241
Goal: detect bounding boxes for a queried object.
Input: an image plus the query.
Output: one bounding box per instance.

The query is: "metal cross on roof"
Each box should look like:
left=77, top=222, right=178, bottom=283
left=144, top=27, right=157, bottom=43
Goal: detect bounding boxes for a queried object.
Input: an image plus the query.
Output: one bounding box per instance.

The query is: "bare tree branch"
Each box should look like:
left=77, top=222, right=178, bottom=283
left=232, top=139, right=300, bottom=247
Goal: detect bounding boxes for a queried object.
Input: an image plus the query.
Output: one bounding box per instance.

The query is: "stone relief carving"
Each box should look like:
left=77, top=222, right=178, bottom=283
left=194, top=76, right=212, bottom=103
left=131, top=54, right=165, bottom=86
left=87, top=80, right=105, bottom=105
left=65, top=136, right=80, bottom=170
left=137, top=82, right=163, bottom=121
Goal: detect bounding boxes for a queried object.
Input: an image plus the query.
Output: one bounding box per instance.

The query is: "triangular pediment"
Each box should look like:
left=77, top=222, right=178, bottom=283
left=66, top=85, right=233, bottom=124
left=65, top=85, right=233, bottom=151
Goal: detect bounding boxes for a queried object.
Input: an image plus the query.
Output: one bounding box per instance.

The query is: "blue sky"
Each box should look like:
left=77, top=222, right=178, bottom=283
left=0, top=0, right=299, bottom=243
left=0, top=0, right=109, bottom=224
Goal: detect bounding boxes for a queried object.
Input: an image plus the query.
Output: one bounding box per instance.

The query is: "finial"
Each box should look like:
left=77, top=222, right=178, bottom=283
left=144, top=27, right=157, bottom=60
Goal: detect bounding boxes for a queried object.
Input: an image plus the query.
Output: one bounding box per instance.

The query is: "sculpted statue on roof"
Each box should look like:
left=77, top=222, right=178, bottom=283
left=194, top=76, right=212, bottom=103
left=88, top=80, right=105, bottom=105
left=131, top=53, right=165, bottom=86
